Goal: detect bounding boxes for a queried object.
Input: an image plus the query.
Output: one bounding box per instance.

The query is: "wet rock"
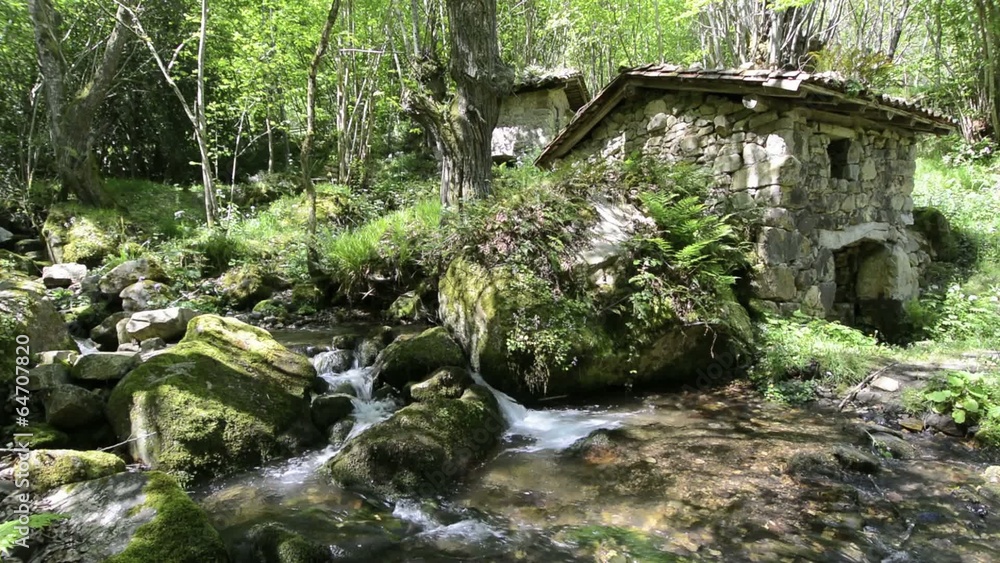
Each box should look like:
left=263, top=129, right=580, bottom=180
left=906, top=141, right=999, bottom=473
left=387, top=291, right=427, bottom=322
left=125, top=307, right=199, bottom=342
left=71, top=351, right=139, bottom=381
left=42, top=263, right=88, bottom=288
left=328, top=419, right=354, bottom=448
left=313, top=349, right=353, bottom=374
left=330, top=334, right=358, bottom=350
left=833, top=445, right=880, bottom=474
left=107, top=315, right=320, bottom=482
left=923, top=412, right=964, bottom=436
left=409, top=366, right=473, bottom=402
left=311, top=394, right=355, bottom=431
left=375, top=327, right=465, bottom=389
left=869, top=432, right=916, bottom=460
left=91, top=312, right=129, bottom=350
left=26, top=362, right=70, bottom=391
left=25, top=471, right=228, bottom=562
left=120, top=280, right=174, bottom=313
left=786, top=451, right=840, bottom=478
left=42, top=384, right=106, bottom=430
left=26, top=449, right=125, bottom=493
left=567, top=428, right=633, bottom=465
left=98, top=258, right=168, bottom=296
left=245, top=522, right=332, bottom=563
left=140, top=337, right=167, bottom=352
left=36, top=350, right=79, bottom=366
left=326, top=385, right=504, bottom=497
left=355, top=330, right=390, bottom=368
left=1, top=280, right=76, bottom=374
left=898, top=416, right=924, bottom=432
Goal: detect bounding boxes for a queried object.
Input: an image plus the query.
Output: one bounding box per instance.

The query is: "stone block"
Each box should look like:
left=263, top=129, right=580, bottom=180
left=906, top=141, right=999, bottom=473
left=754, top=265, right=798, bottom=301
left=757, top=227, right=803, bottom=265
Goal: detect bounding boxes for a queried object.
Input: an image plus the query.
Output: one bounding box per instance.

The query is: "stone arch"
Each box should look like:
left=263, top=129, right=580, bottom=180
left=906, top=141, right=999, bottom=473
left=829, top=239, right=918, bottom=339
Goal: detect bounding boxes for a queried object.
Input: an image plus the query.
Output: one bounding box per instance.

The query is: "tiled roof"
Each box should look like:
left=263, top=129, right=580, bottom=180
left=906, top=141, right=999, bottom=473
left=512, top=69, right=591, bottom=111
left=536, top=64, right=956, bottom=167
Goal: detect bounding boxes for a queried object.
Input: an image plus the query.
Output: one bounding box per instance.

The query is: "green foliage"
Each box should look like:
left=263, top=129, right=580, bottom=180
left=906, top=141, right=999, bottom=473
left=914, top=366, right=1000, bottom=445
left=751, top=315, right=890, bottom=401
left=503, top=271, right=598, bottom=392
left=318, top=200, right=441, bottom=302
left=0, top=513, right=66, bottom=556
left=906, top=156, right=1000, bottom=349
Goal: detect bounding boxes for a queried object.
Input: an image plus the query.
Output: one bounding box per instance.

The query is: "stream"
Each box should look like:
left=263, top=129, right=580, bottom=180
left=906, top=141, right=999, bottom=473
left=196, top=330, right=1000, bottom=562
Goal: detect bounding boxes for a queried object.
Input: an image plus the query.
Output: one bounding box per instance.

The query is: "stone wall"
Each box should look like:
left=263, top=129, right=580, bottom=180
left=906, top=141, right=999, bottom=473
left=493, top=89, right=573, bottom=162
left=563, top=89, right=929, bottom=329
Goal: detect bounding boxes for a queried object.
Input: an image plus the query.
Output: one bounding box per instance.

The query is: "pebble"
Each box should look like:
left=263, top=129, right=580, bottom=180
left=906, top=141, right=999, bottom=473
left=871, top=376, right=901, bottom=392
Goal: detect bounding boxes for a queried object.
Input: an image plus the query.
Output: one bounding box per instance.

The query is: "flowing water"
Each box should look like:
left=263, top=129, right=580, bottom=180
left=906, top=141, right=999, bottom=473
left=198, top=332, right=1000, bottom=562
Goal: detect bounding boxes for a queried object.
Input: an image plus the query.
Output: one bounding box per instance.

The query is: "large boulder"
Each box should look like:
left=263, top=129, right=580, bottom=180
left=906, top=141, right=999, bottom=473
left=26, top=362, right=71, bottom=391
left=26, top=449, right=126, bottom=492
left=107, top=315, right=320, bottom=482
left=217, top=264, right=285, bottom=309
left=409, top=366, right=474, bottom=401
left=42, top=384, right=106, bottom=430
left=91, top=312, right=130, bottom=350
left=42, top=204, right=121, bottom=266
left=439, top=258, right=752, bottom=399
left=374, top=327, right=465, bottom=389
left=71, top=351, right=140, bottom=381
left=27, top=471, right=228, bottom=562
left=326, top=385, right=504, bottom=497
left=41, top=262, right=88, bottom=288
left=0, top=279, right=76, bottom=384
left=125, top=307, right=200, bottom=342
left=99, top=258, right=169, bottom=296
left=120, top=280, right=175, bottom=313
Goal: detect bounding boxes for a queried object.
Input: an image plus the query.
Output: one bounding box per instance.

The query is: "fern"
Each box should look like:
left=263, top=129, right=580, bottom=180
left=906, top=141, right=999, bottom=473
left=0, top=513, right=66, bottom=555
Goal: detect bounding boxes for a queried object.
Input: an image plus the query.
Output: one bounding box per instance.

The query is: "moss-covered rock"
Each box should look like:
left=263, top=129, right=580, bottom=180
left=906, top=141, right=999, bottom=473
left=246, top=522, right=333, bottom=563
left=40, top=470, right=228, bottom=562
left=106, top=315, right=319, bottom=483
left=5, top=422, right=69, bottom=448
left=71, top=351, right=140, bottom=381
left=218, top=264, right=286, bottom=309
left=409, top=366, right=473, bottom=401
left=99, top=258, right=170, bottom=296
left=310, top=394, right=355, bottom=431
left=325, top=385, right=504, bottom=497
left=386, top=291, right=427, bottom=322
left=120, top=279, right=175, bottom=313
left=0, top=279, right=76, bottom=385
left=27, top=449, right=126, bottom=492
left=439, top=258, right=752, bottom=400
left=374, top=327, right=465, bottom=389
left=42, top=204, right=123, bottom=266
left=0, top=249, right=40, bottom=279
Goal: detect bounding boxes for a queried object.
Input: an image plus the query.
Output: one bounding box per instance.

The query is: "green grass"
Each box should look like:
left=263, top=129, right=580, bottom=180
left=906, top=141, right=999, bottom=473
left=318, top=199, right=442, bottom=301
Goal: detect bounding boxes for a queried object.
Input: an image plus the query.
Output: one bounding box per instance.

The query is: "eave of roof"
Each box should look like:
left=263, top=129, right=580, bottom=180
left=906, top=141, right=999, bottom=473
left=512, top=70, right=591, bottom=111
left=535, top=64, right=957, bottom=168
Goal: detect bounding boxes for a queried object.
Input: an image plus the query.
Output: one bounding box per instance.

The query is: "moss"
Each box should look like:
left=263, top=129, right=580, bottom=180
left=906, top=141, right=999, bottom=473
left=28, top=449, right=126, bottom=492
left=105, top=471, right=228, bottom=563
left=326, top=385, right=503, bottom=497
left=247, top=522, right=330, bottom=563
left=375, top=326, right=465, bottom=389
left=3, top=422, right=69, bottom=448
left=0, top=250, right=40, bottom=279
left=42, top=203, right=123, bottom=265
left=252, top=299, right=287, bottom=317
left=218, top=264, right=284, bottom=309
left=106, top=315, right=318, bottom=483
left=0, top=280, right=75, bottom=384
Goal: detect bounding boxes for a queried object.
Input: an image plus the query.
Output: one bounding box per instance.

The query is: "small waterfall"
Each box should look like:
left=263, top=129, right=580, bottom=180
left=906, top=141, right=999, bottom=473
left=472, top=373, right=628, bottom=452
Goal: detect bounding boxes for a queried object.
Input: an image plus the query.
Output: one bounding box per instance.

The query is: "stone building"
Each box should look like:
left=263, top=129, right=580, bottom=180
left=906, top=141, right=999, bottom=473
left=491, top=70, right=590, bottom=163
left=537, top=64, right=955, bottom=335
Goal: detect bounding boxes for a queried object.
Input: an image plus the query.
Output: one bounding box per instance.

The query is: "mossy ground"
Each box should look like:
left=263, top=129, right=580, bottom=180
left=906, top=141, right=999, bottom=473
left=104, top=471, right=228, bottom=563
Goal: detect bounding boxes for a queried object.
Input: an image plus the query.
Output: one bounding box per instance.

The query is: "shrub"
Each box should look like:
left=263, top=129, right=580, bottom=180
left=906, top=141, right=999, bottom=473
left=911, top=365, right=1000, bottom=446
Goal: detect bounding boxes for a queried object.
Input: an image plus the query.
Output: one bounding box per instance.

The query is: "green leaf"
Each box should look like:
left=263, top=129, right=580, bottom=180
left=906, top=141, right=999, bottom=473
left=925, top=390, right=954, bottom=402
left=952, top=409, right=967, bottom=424
left=963, top=398, right=980, bottom=413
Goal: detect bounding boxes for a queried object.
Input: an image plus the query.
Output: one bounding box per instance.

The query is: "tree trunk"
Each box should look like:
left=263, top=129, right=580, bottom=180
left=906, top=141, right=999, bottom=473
left=28, top=0, right=129, bottom=207
left=301, top=0, right=342, bottom=238
left=196, top=0, right=217, bottom=227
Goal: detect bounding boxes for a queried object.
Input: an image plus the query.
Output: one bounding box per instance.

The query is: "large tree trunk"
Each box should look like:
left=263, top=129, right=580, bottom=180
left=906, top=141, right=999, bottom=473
left=28, top=0, right=129, bottom=207
left=403, top=0, right=511, bottom=207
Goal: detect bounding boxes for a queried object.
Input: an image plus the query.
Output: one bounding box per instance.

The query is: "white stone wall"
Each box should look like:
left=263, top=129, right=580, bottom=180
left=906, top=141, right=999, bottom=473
left=493, top=89, right=573, bottom=161
left=563, top=90, right=927, bottom=322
